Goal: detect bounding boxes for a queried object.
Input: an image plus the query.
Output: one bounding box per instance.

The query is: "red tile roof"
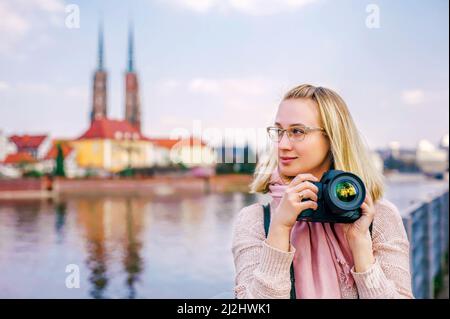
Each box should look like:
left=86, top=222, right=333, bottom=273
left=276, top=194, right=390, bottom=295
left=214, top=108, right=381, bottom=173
left=148, top=137, right=207, bottom=149
left=2, top=152, right=37, bottom=164
left=76, top=118, right=145, bottom=140
left=75, top=119, right=209, bottom=149
left=44, top=142, right=74, bottom=160
left=147, top=138, right=179, bottom=148
left=9, top=135, right=48, bottom=149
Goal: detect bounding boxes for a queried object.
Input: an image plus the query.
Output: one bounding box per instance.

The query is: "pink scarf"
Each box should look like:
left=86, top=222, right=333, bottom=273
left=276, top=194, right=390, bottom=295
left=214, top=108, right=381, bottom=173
left=267, top=168, right=355, bottom=298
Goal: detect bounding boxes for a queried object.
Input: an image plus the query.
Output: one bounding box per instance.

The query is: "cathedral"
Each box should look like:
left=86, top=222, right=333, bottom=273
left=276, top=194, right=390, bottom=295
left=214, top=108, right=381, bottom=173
left=91, top=22, right=141, bottom=132
left=69, top=22, right=215, bottom=174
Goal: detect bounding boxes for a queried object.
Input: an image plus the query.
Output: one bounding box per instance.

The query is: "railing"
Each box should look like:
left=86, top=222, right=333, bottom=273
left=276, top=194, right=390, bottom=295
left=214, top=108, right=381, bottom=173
left=402, top=189, right=449, bottom=299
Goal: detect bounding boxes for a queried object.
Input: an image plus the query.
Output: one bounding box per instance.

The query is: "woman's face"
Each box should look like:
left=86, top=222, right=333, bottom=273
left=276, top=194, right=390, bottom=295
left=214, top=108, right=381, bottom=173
left=274, top=98, right=332, bottom=182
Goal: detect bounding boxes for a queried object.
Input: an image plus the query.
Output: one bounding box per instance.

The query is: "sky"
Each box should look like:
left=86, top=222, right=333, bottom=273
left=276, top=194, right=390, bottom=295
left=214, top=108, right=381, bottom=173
left=0, top=0, right=448, bottom=151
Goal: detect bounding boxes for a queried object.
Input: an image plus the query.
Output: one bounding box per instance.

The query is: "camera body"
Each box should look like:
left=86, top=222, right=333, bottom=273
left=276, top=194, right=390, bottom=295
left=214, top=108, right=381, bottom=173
left=297, top=169, right=366, bottom=223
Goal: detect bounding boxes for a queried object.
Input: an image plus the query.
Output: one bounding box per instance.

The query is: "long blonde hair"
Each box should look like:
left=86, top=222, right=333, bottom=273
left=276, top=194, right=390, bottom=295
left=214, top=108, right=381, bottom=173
left=250, top=84, right=385, bottom=202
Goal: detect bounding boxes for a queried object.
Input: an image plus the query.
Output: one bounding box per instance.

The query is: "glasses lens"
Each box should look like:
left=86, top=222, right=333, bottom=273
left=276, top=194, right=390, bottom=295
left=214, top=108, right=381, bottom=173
left=267, top=128, right=280, bottom=141
left=335, top=181, right=358, bottom=203
left=289, top=127, right=306, bottom=141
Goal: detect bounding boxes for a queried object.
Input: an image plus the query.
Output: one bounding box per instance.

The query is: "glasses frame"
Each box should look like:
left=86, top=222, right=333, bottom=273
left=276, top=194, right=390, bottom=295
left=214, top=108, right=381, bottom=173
left=266, top=125, right=326, bottom=142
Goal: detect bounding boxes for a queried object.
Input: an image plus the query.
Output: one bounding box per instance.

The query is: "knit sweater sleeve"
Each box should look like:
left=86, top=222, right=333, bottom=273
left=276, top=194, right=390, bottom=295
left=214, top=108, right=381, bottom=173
left=350, top=199, right=414, bottom=299
left=231, top=203, right=296, bottom=299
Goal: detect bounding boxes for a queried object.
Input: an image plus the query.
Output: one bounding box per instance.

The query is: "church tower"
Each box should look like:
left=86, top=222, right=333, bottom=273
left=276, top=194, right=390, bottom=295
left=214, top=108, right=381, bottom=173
left=124, top=23, right=141, bottom=132
left=91, top=23, right=108, bottom=122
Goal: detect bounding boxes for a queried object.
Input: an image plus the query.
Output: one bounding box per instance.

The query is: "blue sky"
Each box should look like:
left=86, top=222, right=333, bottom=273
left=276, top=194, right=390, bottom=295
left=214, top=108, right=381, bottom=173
left=0, top=0, right=448, bottom=150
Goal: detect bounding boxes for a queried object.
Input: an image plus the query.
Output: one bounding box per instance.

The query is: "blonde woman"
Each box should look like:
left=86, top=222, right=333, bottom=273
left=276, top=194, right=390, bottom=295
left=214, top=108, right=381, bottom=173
left=231, top=84, right=413, bottom=299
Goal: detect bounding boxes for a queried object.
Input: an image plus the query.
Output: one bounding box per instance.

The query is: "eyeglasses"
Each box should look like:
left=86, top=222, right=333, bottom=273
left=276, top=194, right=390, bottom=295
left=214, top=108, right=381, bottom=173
left=266, top=125, right=326, bottom=142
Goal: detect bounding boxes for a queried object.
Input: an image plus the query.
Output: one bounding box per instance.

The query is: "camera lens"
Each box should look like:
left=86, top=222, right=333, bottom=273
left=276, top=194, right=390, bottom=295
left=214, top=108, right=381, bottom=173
left=335, top=181, right=358, bottom=203
left=325, top=171, right=366, bottom=213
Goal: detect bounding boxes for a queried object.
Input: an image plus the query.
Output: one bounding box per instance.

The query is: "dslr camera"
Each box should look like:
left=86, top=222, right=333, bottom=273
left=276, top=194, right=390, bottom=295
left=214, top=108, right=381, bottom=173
left=297, top=169, right=366, bottom=223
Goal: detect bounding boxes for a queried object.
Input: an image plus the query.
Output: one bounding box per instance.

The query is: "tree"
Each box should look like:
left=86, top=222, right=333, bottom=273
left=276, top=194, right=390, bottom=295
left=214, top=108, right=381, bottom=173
left=54, top=143, right=66, bottom=177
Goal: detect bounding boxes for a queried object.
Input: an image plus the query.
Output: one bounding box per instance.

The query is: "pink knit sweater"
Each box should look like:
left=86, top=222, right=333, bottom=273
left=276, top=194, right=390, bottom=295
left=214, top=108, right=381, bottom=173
left=231, top=198, right=414, bottom=299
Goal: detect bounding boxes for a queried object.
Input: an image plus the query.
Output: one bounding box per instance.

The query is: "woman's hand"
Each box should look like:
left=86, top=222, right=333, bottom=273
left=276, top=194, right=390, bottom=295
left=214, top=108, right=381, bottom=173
left=342, top=193, right=376, bottom=272
left=267, top=173, right=319, bottom=252
left=272, top=173, right=319, bottom=231
left=342, top=193, right=376, bottom=242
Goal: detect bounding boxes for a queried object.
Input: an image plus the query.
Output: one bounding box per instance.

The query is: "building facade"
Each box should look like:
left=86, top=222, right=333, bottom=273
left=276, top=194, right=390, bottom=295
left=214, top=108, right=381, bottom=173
left=72, top=119, right=155, bottom=173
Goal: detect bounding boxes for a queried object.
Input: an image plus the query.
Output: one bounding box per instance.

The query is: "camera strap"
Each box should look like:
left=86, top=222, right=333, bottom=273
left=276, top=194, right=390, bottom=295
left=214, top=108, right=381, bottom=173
left=262, top=203, right=297, bottom=299
left=262, top=203, right=373, bottom=300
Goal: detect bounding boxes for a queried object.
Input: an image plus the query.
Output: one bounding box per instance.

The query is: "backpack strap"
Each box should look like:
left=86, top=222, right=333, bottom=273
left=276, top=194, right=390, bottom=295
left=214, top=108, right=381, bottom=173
left=262, top=203, right=297, bottom=299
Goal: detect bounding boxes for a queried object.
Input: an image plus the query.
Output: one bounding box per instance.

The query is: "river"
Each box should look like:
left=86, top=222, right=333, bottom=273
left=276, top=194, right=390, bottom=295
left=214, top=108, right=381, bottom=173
left=0, top=174, right=447, bottom=298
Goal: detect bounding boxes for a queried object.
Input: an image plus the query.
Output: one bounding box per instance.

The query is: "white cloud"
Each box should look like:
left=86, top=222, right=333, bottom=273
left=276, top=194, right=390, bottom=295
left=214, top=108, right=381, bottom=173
left=402, top=89, right=425, bottom=105
left=0, top=0, right=65, bottom=54
left=174, top=0, right=216, bottom=13
left=188, top=77, right=268, bottom=96
left=151, top=80, right=182, bottom=96
left=2, top=82, right=87, bottom=100
left=151, top=76, right=283, bottom=139
left=0, top=2, right=30, bottom=37
left=160, top=115, right=194, bottom=127
left=162, top=0, right=318, bottom=16
left=17, top=82, right=53, bottom=94
left=228, top=0, right=317, bottom=16
left=32, top=0, right=65, bottom=13
left=0, top=81, right=11, bottom=91
left=188, top=78, right=221, bottom=94
left=64, top=86, right=88, bottom=100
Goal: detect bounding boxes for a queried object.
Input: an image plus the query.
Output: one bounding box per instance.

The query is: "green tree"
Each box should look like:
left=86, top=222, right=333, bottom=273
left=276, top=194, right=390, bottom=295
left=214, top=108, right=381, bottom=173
left=54, top=143, right=66, bottom=177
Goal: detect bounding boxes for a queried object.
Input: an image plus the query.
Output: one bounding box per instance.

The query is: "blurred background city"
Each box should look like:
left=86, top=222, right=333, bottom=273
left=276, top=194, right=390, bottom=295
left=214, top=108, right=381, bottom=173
left=0, top=0, right=448, bottom=298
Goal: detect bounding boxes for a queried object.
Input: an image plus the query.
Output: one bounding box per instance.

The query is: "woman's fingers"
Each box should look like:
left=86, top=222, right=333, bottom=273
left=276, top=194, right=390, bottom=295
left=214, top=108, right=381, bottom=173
left=290, top=181, right=319, bottom=194
left=360, top=200, right=375, bottom=223
left=297, top=189, right=318, bottom=202
left=288, top=173, right=319, bottom=188
left=284, top=185, right=319, bottom=215
left=296, top=199, right=318, bottom=212
left=364, top=193, right=373, bottom=205
left=367, top=194, right=374, bottom=206
left=360, top=202, right=369, bottom=214
left=285, top=180, right=319, bottom=216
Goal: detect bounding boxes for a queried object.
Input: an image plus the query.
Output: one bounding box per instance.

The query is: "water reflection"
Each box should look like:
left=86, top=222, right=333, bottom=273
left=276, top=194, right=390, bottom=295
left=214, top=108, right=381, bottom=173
left=75, top=196, right=146, bottom=298
left=123, top=198, right=143, bottom=299
left=0, top=192, right=262, bottom=298
left=54, top=202, right=66, bottom=243
left=77, top=198, right=110, bottom=298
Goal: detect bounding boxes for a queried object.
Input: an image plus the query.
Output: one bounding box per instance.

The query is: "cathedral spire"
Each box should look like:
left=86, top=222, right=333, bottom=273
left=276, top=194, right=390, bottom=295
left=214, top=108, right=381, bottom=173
left=127, top=22, right=134, bottom=72
left=124, top=20, right=141, bottom=132
left=91, top=20, right=108, bottom=122
left=98, top=22, right=104, bottom=70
